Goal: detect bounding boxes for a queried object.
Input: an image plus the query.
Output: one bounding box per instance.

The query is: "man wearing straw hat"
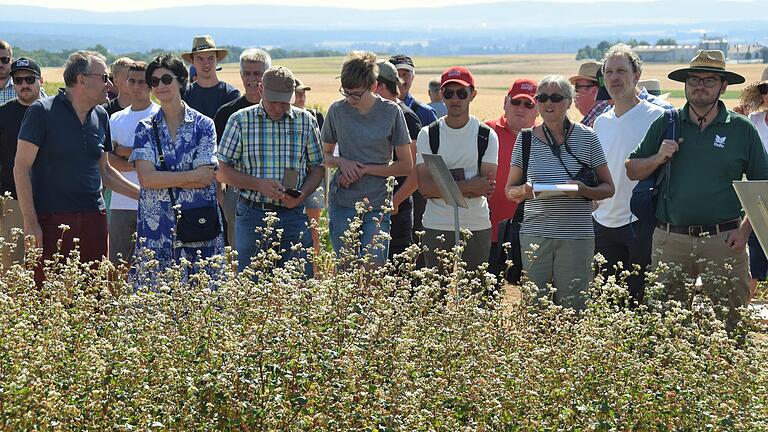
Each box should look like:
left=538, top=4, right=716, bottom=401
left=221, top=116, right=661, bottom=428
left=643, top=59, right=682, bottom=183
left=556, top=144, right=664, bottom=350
left=181, top=35, right=240, bottom=120
left=569, top=60, right=611, bottom=127
left=625, top=50, right=768, bottom=334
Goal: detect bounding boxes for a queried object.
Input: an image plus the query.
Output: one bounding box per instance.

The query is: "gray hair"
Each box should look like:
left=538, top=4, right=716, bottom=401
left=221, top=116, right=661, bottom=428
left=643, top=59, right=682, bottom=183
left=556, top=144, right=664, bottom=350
left=537, top=75, right=574, bottom=100
left=240, top=48, right=272, bottom=71
left=63, top=51, right=107, bottom=88
left=603, top=43, right=643, bottom=74
left=428, top=78, right=441, bottom=93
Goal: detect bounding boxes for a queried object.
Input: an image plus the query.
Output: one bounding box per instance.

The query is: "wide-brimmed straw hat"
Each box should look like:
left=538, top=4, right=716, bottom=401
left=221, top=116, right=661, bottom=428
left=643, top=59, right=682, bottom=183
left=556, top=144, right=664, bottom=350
left=181, top=35, right=229, bottom=64
left=668, top=50, right=745, bottom=84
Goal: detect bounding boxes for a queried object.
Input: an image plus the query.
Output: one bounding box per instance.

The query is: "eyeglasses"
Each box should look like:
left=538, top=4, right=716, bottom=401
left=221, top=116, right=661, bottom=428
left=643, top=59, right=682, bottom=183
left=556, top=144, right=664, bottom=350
left=535, top=93, right=567, bottom=103
left=84, top=73, right=109, bottom=83
left=12, top=76, right=37, bottom=85
left=758, top=83, right=768, bottom=95
left=574, top=83, right=596, bottom=92
left=149, top=74, right=179, bottom=87
left=686, top=76, right=721, bottom=88
left=509, top=98, right=535, bottom=109
left=0, top=57, right=11, bottom=64
left=339, top=86, right=366, bottom=100
left=442, top=88, right=469, bottom=100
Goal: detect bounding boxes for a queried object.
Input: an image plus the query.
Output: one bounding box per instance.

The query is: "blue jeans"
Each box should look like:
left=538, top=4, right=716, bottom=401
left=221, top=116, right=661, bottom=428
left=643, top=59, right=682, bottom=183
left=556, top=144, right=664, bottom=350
left=235, top=201, right=312, bottom=276
left=328, top=201, right=390, bottom=263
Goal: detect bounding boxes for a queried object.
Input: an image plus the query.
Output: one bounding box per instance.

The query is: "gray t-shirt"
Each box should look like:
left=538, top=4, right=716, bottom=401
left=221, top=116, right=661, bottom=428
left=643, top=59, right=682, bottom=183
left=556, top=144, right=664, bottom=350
left=321, top=96, right=411, bottom=208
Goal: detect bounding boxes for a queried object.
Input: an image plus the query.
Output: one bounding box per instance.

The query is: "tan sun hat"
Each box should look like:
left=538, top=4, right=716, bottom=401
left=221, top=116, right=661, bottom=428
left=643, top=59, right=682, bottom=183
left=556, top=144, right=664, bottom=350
left=760, top=65, right=768, bottom=84
left=638, top=79, right=670, bottom=100
left=668, top=50, right=745, bottom=84
left=569, top=60, right=601, bottom=84
left=181, top=35, right=229, bottom=64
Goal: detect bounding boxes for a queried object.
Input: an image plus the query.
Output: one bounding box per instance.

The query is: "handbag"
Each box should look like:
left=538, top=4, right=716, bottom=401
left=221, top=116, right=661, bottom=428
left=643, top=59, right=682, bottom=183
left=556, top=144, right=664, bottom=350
left=151, top=117, right=221, bottom=245
left=489, top=128, right=531, bottom=284
left=629, top=108, right=678, bottom=238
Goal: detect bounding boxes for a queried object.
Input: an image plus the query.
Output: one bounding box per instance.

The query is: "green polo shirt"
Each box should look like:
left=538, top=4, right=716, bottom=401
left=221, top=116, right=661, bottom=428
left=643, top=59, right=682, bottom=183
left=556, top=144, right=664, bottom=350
left=629, top=101, right=768, bottom=225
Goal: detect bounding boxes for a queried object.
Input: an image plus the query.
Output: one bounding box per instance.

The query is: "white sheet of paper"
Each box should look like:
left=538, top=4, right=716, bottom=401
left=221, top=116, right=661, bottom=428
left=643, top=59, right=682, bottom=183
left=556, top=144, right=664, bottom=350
left=533, top=183, right=578, bottom=198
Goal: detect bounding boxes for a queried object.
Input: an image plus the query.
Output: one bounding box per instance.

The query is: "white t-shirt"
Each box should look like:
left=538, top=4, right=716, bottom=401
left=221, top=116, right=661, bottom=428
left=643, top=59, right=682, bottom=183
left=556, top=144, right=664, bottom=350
left=593, top=100, right=664, bottom=228
left=109, top=103, right=160, bottom=210
left=749, top=111, right=768, bottom=153
left=415, top=116, right=499, bottom=231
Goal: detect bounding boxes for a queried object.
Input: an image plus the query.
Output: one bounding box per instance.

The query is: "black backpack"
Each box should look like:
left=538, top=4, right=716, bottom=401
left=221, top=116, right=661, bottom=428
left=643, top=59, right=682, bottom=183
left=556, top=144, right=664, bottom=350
left=629, top=108, right=679, bottom=238
left=427, top=121, right=491, bottom=173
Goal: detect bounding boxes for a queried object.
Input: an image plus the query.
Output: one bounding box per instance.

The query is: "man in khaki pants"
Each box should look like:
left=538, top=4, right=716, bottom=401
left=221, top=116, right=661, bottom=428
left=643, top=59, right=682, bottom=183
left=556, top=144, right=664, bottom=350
left=626, top=50, right=768, bottom=334
left=0, top=58, right=44, bottom=269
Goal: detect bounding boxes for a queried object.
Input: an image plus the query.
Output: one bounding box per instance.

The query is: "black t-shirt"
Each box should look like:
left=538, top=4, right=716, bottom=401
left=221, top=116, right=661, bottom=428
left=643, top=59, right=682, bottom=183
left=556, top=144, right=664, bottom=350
left=213, top=96, right=256, bottom=144
left=307, top=108, right=325, bottom=131
left=183, top=81, right=241, bottom=120
left=102, top=97, right=125, bottom=117
left=0, top=99, right=30, bottom=198
left=394, top=101, right=421, bottom=197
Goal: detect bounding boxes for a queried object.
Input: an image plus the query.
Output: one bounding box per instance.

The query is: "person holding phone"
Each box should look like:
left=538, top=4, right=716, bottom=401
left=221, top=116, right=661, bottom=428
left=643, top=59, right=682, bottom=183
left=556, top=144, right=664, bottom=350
left=218, top=66, right=324, bottom=276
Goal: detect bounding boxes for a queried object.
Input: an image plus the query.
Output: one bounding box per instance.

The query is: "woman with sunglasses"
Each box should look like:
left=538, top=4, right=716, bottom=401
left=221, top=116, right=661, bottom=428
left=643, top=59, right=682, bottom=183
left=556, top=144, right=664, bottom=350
left=737, top=65, right=768, bottom=301
left=128, top=53, right=223, bottom=287
left=505, top=75, right=614, bottom=311
left=321, top=51, right=413, bottom=265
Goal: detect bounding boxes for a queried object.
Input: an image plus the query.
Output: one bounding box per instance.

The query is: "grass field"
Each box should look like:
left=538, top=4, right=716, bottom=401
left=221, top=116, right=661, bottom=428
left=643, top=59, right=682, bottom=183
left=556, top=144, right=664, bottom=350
left=41, top=54, right=767, bottom=121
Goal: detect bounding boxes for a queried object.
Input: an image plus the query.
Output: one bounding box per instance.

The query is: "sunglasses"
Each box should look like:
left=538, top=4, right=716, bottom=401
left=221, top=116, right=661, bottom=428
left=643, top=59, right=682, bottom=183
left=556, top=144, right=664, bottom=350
left=339, top=86, right=366, bottom=100
left=759, top=83, right=768, bottom=95
left=509, top=98, right=535, bottom=109
left=12, top=76, right=37, bottom=85
left=149, top=74, right=179, bottom=87
left=442, top=88, right=469, bottom=100
left=535, top=93, right=567, bottom=103
left=0, top=57, right=10, bottom=65
left=84, top=73, right=110, bottom=83
left=574, top=83, right=596, bottom=92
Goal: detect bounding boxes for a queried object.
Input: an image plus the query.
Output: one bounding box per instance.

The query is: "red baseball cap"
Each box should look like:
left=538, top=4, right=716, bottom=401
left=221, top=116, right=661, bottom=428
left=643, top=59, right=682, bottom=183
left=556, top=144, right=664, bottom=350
left=507, top=78, right=537, bottom=103
left=441, top=66, right=474, bottom=88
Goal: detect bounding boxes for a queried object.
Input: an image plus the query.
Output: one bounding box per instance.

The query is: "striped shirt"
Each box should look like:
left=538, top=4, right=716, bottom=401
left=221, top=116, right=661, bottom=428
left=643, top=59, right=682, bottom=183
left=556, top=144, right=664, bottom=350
left=511, top=123, right=607, bottom=239
left=218, top=104, right=323, bottom=205
left=0, top=79, right=47, bottom=106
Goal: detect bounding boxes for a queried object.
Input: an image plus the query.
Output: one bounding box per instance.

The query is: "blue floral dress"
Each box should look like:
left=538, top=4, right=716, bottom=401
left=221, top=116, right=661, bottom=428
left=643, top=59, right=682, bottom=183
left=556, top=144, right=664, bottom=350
left=128, top=104, right=224, bottom=286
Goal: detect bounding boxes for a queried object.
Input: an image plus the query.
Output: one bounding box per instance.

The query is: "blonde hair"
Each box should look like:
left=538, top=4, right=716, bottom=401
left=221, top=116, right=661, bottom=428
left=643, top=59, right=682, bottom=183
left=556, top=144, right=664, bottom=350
left=340, top=51, right=378, bottom=90
left=110, top=57, right=135, bottom=77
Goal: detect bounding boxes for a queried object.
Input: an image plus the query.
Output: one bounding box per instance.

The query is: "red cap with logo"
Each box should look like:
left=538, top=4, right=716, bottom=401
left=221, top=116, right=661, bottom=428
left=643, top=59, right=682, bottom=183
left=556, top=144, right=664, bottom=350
left=441, top=66, right=474, bottom=88
left=507, top=78, right=537, bottom=103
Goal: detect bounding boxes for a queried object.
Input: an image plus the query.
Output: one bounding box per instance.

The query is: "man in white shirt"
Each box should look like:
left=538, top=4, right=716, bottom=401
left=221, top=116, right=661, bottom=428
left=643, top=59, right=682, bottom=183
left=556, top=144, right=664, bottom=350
left=108, top=61, right=160, bottom=263
left=416, top=66, right=498, bottom=274
left=593, top=44, right=664, bottom=306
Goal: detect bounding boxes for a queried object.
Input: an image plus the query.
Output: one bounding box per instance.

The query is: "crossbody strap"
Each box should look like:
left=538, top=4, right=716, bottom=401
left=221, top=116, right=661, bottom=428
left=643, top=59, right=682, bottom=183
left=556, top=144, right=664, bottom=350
left=151, top=116, right=179, bottom=215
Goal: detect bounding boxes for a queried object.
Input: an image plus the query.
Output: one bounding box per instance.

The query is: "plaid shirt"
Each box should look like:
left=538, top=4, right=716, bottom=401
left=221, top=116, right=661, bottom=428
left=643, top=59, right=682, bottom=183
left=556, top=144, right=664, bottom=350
left=580, top=100, right=612, bottom=128
left=0, top=79, right=47, bottom=106
left=218, top=104, right=323, bottom=205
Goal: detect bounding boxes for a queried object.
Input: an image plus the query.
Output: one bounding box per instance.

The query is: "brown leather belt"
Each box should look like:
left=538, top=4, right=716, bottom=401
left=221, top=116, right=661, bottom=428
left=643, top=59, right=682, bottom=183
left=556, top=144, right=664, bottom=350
left=238, top=195, right=288, bottom=212
left=656, top=220, right=739, bottom=236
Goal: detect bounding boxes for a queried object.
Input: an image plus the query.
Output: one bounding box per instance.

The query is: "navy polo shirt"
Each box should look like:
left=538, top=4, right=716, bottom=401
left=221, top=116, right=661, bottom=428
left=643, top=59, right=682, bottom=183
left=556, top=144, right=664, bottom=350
left=18, top=89, right=112, bottom=214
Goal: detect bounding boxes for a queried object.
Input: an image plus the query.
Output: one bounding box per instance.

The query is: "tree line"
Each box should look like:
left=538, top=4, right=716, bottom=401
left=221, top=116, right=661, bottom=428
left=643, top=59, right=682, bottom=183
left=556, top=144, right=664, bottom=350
left=13, top=44, right=343, bottom=67
left=575, top=38, right=677, bottom=60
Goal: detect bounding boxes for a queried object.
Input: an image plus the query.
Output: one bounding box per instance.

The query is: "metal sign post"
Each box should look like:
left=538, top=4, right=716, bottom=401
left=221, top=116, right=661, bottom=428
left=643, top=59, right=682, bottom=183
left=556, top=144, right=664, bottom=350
left=422, top=154, right=469, bottom=268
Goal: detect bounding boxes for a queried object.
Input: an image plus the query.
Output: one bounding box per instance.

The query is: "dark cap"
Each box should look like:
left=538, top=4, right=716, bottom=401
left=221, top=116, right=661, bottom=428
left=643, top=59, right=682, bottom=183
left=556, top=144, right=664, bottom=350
left=10, top=57, right=41, bottom=77
left=595, top=68, right=611, bottom=101
left=389, top=54, right=414, bottom=72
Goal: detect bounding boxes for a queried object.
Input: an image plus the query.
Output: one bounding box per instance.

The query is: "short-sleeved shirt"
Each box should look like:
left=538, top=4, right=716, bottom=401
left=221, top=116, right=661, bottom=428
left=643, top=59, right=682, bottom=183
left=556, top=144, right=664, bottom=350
left=0, top=99, right=30, bottom=198
left=18, top=90, right=112, bottom=214
left=629, top=101, right=768, bottom=226
left=129, top=104, right=223, bottom=267
left=182, top=81, right=240, bottom=120
left=321, top=96, right=411, bottom=208
left=512, top=123, right=607, bottom=239
left=109, top=103, right=160, bottom=210
left=218, top=104, right=324, bottom=206
left=403, top=93, right=438, bottom=128
left=749, top=111, right=768, bottom=151
left=416, top=116, right=499, bottom=232
left=213, top=96, right=256, bottom=145
left=486, top=115, right=522, bottom=242
left=394, top=100, right=422, bottom=198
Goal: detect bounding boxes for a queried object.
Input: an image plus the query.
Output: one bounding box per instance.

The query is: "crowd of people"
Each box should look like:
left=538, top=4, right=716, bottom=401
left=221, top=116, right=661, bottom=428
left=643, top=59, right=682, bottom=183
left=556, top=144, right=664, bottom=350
left=1, top=36, right=768, bottom=332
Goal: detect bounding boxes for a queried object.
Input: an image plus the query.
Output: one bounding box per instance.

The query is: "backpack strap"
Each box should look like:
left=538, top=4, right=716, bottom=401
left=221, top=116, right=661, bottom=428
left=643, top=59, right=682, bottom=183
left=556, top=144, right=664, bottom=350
left=428, top=121, right=440, bottom=155
left=477, top=123, right=491, bottom=173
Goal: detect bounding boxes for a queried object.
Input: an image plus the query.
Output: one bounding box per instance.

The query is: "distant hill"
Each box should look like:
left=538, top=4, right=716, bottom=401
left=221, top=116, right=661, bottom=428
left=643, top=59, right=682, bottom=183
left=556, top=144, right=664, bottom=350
left=2, top=0, right=766, bottom=54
